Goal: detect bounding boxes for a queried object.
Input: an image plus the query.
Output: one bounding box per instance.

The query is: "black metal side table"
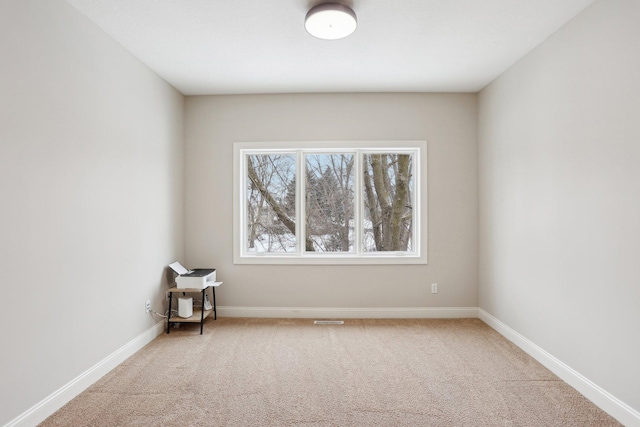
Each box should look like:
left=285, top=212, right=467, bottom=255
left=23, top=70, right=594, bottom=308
left=166, top=282, right=222, bottom=334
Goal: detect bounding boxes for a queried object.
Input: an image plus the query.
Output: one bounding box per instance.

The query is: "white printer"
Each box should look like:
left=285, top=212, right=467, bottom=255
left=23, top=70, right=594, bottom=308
left=169, top=262, right=216, bottom=289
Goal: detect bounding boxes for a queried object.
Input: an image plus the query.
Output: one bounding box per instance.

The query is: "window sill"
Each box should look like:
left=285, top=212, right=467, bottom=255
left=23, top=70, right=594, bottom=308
left=233, top=254, right=427, bottom=265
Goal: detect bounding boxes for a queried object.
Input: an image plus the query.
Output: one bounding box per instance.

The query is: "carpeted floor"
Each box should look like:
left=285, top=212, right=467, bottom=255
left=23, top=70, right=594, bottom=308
left=39, top=318, right=621, bottom=426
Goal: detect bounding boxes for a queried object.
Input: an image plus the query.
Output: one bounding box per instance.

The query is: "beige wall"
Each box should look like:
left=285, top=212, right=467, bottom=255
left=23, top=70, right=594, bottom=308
left=185, top=93, right=478, bottom=311
left=478, top=0, right=640, bottom=414
left=0, top=0, right=184, bottom=424
left=11, top=0, right=639, bottom=422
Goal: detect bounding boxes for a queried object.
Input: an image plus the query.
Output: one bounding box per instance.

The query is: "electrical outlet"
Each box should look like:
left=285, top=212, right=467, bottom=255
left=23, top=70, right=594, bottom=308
left=431, top=283, right=438, bottom=294
left=145, top=300, right=151, bottom=313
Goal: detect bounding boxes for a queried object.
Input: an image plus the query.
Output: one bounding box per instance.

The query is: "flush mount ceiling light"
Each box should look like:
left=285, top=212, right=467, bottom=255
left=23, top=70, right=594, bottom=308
left=305, top=3, right=357, bottom=40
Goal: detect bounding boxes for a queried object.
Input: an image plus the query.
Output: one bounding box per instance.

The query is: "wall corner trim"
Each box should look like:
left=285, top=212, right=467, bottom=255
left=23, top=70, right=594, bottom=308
left=5, top=321, right=165, bottom=427
left=478, top=309, right=640, bottom=427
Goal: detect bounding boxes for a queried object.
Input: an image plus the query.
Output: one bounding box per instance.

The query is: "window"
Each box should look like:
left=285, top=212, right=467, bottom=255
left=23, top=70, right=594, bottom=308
left=234, top=141, right=427, bottom=264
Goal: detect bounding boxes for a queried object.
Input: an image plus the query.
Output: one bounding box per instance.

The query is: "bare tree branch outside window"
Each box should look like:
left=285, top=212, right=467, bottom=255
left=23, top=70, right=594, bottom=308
left=362, top=153, right=413, bottom=252
left=244, top=149, right=416, bottom=256
left=305, top=154, right=354, bottom=252
left=246, top=154, right=297, bottom=253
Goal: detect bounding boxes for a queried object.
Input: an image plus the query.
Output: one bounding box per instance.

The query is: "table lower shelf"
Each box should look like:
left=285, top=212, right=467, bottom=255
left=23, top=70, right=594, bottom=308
left=167, top=284, right=220, bottom=334
left=169, top=309, right=212, bottom=323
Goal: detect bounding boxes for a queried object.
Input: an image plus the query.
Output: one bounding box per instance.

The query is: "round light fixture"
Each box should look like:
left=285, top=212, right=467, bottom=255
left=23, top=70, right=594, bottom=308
left=305, top=3, right=357, bottom=40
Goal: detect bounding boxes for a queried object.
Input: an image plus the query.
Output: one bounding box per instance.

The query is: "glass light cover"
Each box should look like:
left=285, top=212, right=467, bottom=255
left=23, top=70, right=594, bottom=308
left=305, top=3, right=357, bottom=40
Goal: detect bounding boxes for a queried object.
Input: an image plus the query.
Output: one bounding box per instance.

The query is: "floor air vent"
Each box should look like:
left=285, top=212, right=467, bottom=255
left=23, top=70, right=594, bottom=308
left=314, top=320, right=344, bottom=325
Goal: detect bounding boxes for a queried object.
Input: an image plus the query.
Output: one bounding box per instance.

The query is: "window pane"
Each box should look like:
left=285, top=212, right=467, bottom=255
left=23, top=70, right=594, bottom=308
left=305, top=154, right=355, bottom=252
left=246, top=154, right=297, bottom=253
left=362, top=153, right=414, bottom=252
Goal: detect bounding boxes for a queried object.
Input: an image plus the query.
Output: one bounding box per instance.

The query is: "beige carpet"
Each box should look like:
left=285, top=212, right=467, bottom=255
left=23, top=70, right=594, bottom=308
left=40, top=318, right=621, bottom=426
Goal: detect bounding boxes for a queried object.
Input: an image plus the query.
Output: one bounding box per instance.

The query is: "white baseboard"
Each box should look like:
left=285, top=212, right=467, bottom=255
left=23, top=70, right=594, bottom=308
left=478, top=309, right=640, bottom=427
left=5, top=321, right=165, bottom=427
left=217, top=306, right=478, bottom=319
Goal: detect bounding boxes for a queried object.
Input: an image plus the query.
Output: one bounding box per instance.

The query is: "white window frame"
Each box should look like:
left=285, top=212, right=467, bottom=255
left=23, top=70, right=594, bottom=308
left=233, top=141, right=427, bottom=265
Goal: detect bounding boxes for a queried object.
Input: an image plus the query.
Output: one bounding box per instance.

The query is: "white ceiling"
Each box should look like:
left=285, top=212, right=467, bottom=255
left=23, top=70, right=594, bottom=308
left=64, top=0, right=596, bottom=96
